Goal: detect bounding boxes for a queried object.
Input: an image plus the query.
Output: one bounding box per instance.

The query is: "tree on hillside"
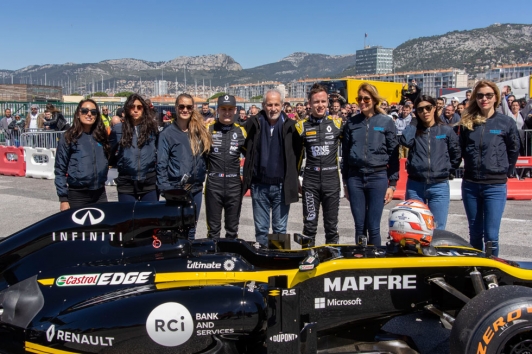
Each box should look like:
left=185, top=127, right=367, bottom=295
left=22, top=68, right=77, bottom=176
left=251, top=95, right=263, bottom=101
left=208, top=92, right=226, bottom=101
left=114, top=91, right=134, bottom=98
left=91, top=92, right=108, bottom=97
left=70, top=92, right=82, bottom=96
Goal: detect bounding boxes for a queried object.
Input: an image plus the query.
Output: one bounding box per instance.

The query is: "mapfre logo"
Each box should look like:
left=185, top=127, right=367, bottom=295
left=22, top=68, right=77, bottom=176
left=72, top=208, right=105, bottom=226
left=146, top=302, right=194, bottom=347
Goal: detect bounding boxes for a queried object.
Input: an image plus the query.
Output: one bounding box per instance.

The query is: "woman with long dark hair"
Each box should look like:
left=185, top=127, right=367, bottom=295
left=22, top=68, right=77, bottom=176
left=400, top=95, right=461, bottom=230
left=459, top=80, right=520, bottom=256
left=54, top=99, right=109, bottom=211
left=109, top=94, right=159, bottom=202
left=341, top=83, right=399, bottom=246
left=157, top=93, right=212, bottom=239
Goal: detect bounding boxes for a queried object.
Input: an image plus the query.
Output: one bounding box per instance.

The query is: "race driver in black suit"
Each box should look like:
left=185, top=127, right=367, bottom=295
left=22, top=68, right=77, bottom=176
left=295, top=83, right=343, bottom=246
left=205, top=95, right=247, bottom=239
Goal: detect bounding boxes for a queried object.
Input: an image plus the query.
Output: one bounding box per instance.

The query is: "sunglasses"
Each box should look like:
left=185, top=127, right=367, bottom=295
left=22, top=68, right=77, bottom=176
left=356, top=96, right=372, bottom=104
left=178, top=104, right=194, bottom=111
left=80, top=108, right=98, bottom=116
left=129, top=104, right=143, bottom=111
left=286, top=110, right=292, bottom=113
left=476, top=93, right=495, bottom=100
left=416, top=105, right=434, bottom=113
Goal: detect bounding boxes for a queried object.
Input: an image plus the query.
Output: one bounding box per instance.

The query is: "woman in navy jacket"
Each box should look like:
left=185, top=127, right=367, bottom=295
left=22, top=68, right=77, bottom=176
left=400, top=95, right=461, bottom=230
left=157, top=93, right=212, bottom=240
left=109, top=94, right=159, bottom=202
left=341, top=82, right=399, bottom=246
left=54, top=99, right=109, bottom=211
left=459, top=80, right=520, bottom=256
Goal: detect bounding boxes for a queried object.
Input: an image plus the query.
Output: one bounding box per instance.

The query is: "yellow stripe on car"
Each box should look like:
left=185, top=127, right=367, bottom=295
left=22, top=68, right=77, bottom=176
left=155, top=256, right=532, bottom=289
left=25, top=341, right=79, bottom=354
left=37, top=279, right=55, bottom=286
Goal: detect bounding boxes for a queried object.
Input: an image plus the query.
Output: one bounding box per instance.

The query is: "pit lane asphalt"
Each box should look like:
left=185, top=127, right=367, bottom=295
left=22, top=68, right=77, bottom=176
left=1, top=175, right=531, bottom=353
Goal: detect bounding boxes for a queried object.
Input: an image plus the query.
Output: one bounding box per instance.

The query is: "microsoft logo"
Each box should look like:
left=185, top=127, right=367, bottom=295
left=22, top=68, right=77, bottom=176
left=315, top=297, right=325, bottom=309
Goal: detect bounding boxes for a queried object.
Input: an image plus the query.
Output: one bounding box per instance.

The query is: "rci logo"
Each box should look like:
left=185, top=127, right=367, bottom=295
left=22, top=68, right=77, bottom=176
left=146, top=302, right=193, bottom=347
left=72, top=208, right=105, bottom=226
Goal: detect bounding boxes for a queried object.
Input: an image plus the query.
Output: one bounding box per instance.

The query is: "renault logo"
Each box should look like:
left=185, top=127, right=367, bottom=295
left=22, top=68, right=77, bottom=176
left=72, top=208, right=105, bottom=225
left=46, top=325, right=55, bottom=342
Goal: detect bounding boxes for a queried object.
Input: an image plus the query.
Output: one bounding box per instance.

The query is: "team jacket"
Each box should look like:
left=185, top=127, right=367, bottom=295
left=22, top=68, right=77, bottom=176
left=295, top=116, right=343, bottom=171
left=341, top=113, right=399, bottom=184
left=109, top=123, right=157, bottom=181
left=400, top=123, right=461, bottom=184
left=458, top=112, right=520, bottom=183
left=206, top=121, right=247, bottom=176
left=156, top=122, right=207, bottom=192
left=54, top=132, right=109, bottom=201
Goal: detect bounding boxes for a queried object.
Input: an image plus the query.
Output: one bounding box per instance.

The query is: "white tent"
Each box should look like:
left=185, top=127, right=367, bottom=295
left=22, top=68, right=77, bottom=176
left=441, top=76, right=530, bottom=102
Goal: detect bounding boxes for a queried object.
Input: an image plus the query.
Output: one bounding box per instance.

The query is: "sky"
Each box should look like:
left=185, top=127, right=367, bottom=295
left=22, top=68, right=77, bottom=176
left=1, top=0, right=531, bottom=71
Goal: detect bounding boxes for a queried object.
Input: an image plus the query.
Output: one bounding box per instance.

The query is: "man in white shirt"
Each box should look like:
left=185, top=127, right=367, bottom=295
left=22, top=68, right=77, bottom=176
left=25, top=104, right=44, bottom=131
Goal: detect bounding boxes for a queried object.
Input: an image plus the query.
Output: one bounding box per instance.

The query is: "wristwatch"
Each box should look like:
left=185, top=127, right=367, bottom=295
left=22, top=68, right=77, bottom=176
left=389, top=186, right=396, bottom=191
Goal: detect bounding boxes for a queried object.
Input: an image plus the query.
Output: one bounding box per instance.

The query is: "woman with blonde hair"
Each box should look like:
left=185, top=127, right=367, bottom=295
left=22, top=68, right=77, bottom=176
left=341, top=83, right=399, bottom=246
left=459, top=80, right=520, bottom=256
left=157, top=93, right=212, bottom=239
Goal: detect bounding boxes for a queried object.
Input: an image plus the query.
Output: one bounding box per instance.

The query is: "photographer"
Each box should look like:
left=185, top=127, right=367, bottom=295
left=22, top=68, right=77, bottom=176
left=400, top=79, right=422, bottom=105
left=328, top=91, right=346, bottom=106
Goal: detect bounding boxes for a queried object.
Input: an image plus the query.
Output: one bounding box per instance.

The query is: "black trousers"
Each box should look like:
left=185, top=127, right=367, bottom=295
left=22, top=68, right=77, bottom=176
left=67, top=187, right=107, bottom=209
left=302, top=170, right=340, bottom=246
left=205, top=177, right=242, bottom=239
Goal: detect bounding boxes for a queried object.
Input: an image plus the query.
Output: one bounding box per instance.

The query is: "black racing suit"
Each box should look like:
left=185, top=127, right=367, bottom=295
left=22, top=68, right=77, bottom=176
left=205, top=121, right=247, bottom=239
left=296, top=115, right=343, bottom=246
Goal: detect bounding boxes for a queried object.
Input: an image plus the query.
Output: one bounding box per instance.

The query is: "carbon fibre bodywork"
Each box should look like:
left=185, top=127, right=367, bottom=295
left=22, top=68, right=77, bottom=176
left=0, top=201, right=532, bottom=354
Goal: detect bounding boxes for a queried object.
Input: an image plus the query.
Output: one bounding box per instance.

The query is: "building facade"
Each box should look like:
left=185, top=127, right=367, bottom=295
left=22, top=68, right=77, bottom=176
left=153, top=80, right=168, bottom=96
left=0, top=84, right=63, bottom=102
left=355, top=46, right=394, bottom=75
left=286, top=79, right=324, bottom=100
left=484, top=63, right=532, bottom=82
left=228, top=82, right=285, bottom=101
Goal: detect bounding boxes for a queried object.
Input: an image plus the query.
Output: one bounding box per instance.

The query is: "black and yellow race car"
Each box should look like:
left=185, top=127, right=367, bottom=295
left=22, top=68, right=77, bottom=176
left=0, top=195, right=531, bottom=354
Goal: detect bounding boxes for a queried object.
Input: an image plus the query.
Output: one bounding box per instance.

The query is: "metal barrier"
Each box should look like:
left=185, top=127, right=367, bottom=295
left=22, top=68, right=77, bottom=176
left=20, top=131, right=64, bottom=149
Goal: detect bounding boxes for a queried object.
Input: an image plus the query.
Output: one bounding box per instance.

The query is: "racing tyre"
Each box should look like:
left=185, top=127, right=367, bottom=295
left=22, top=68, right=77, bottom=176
left=449, top=285, right=532, bottom=354
left=431, top=230, right=473, bottom=248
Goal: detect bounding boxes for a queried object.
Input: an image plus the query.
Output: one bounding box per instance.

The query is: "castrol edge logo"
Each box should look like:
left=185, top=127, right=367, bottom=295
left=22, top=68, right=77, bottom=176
left=55, top=272, right=152, bottom=287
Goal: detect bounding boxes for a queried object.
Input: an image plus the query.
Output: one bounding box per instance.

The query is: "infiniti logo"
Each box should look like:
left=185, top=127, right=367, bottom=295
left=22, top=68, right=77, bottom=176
left=72, top=208, right=105, bottom=226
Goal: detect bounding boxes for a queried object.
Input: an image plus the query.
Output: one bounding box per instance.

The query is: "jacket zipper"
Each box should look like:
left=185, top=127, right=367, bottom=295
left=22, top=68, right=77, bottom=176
left=364, top=118, right=369, bottom=167
left=477, top=125, right=486, bottom=178
left=91, top=136, right=97, bottom=189
left=427, top=127, right=431, bottom=183
left=136, top=127, right=141, bottom=179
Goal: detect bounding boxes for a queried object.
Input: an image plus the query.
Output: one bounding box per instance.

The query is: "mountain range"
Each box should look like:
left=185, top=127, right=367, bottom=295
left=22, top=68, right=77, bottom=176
left=0, top=23, right=531, bottom=95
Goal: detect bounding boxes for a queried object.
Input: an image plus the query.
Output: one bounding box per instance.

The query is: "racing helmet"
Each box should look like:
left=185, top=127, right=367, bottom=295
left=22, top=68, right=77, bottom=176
left=389, top=200, right=435, bottom=245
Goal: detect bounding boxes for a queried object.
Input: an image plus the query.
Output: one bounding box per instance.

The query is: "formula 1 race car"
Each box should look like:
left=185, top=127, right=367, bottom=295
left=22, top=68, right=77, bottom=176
left=1, top=195, right=532, bottom=354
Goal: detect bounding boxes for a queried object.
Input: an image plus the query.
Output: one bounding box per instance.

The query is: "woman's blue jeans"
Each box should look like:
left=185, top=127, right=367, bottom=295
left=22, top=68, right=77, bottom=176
left=346, top=170, right=388, bottom=246
left=406, top=179, right=450, bottom=230
left=461, top=180, right=507, bottom=256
